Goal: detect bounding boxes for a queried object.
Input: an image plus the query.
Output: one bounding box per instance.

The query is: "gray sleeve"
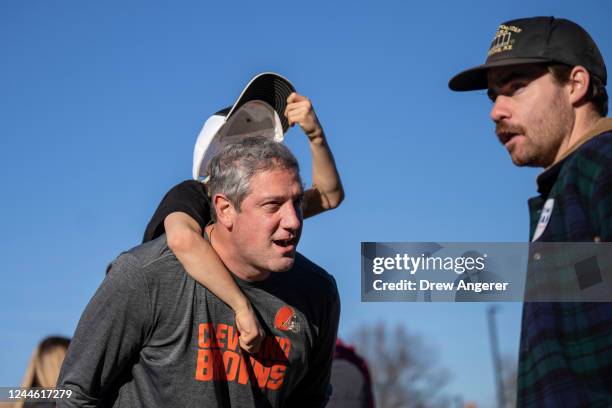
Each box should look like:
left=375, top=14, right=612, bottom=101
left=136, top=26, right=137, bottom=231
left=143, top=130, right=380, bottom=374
left=286, top=283, right=341, bottom=408
left=57, top=253, right=152, bottom=407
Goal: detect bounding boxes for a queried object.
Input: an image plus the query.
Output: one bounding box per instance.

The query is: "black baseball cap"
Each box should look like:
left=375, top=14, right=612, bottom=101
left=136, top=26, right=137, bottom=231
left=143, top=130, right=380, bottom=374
left=192, top=72, right=296, bottom=181
left=449, top=17, right=607, bottom=91
left=227, top=72, right=296, bottom=132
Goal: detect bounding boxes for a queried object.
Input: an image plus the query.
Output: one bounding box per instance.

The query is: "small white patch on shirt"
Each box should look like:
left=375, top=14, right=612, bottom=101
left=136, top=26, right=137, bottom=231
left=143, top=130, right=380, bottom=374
left=532, top=198, right=555, bottom=242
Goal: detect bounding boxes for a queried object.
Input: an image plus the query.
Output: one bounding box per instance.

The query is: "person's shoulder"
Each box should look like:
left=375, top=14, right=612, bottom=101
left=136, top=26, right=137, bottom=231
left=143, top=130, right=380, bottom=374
left=559, top=129, right=612, bottom=186
left=169, top=179, right=208, bottom=197
left=128, top=236, right=175, bottom=263
left=292, top=253, right=339, bottom=297
left=108, top=236, right=179, bottom=279
left=574, top=128, right=612, bottom=164
left=143, top=179, right=209, bottom=243
left=157, top=179, right=208, bottom=210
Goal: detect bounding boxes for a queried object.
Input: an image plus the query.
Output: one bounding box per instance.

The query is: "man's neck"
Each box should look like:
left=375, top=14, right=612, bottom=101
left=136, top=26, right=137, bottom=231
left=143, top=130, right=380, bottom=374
left=204, top=224, right=270, bottom=282
left=553, top=108, right=602, bottom=165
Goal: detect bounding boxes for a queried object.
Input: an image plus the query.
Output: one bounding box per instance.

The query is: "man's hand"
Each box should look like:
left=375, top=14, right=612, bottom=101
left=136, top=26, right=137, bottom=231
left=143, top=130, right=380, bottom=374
left=285, top=92, right=323, bottom=141
left=234, top=303, right=266, bottom=354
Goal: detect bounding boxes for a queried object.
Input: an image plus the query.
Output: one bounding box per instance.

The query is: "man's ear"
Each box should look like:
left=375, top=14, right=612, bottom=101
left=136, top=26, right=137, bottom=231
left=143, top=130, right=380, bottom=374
left=212, top=194, right=236, bottom=228
left=568, top=65, right=590, bottom=106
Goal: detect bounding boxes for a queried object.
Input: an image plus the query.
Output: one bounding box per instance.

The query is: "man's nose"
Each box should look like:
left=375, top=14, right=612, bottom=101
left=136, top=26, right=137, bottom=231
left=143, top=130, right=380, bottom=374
left=280, top=201, right=302, bottom=231
left=490, top=95, right=511, bottom=123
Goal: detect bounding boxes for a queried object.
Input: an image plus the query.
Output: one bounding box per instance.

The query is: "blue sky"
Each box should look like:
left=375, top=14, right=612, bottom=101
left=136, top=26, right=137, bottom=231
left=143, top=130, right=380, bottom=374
left=1, top=0, right=611, bottom=405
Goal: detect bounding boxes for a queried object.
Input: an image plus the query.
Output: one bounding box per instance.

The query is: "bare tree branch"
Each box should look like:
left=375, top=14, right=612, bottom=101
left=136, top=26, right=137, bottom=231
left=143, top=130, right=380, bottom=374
left=353, top=322, right=452, bottom=408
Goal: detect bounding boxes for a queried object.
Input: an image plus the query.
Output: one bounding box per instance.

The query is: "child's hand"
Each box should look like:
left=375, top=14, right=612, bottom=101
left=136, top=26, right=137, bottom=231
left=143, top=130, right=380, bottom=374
left=234, top=303, right=265, bottom=354
left=285, top=92, right=323, bottom=141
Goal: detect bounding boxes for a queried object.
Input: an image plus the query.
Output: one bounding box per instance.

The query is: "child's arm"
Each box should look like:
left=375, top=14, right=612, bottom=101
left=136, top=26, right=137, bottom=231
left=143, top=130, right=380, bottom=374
left=285, top=93, right=344, bottom=218
left=164, top=211, right=265, bottom=354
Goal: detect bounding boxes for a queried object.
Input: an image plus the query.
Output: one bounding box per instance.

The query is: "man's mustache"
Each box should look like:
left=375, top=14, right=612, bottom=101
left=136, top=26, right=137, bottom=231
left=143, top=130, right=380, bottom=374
left=495, top=123, right=525, bottom=136
left=495, top=123, right=526, bottom=144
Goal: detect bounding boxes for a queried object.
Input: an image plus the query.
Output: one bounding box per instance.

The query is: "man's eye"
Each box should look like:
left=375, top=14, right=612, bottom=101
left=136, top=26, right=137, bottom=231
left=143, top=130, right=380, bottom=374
left=263, top=202, right=280, bottom=210
left=510, top=82, right=524, bottom=93
left=505, top=81, right=527, bottom=96
left=489, top=80, right=528, bottom=102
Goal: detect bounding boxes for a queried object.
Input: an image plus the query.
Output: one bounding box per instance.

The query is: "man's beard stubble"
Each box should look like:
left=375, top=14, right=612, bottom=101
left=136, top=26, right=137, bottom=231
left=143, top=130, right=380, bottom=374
left=495, top=93, right=573, bottom=168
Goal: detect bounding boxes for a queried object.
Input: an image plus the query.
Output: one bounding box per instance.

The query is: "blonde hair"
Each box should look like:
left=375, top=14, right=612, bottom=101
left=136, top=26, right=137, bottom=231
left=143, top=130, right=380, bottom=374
left=15, top=336, right=70, bottom=407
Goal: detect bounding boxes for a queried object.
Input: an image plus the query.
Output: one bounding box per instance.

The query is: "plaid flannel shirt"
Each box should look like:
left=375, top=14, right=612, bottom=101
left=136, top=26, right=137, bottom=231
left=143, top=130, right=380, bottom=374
left=518, top=118, right=612, bottom=408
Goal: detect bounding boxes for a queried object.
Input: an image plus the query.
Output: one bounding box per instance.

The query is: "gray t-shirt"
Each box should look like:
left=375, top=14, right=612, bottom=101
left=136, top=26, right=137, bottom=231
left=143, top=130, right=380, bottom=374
left=58, top=237, right=340, bottom=407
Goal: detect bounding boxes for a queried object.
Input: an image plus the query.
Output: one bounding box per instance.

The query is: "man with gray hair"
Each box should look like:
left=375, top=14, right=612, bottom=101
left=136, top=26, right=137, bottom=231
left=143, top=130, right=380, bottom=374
left=58, top=136, right=340, bottom=407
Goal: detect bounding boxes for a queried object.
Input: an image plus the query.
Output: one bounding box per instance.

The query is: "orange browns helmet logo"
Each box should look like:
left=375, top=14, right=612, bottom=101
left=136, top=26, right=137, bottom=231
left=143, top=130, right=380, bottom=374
left=274, top=305, right=300, bottom=333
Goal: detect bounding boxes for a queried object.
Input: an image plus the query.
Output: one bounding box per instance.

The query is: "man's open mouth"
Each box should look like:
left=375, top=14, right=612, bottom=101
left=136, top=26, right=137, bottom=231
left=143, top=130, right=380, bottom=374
left=497, top=131, right=520, bottom=145
left=273, top=238, right=297, bottom=248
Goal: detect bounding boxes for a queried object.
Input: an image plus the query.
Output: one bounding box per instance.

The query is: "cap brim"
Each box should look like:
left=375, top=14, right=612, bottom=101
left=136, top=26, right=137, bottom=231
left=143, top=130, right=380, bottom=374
left=192, top=101, right=286, bottom=181
left=228, top=72, right=296, bottom=132
left=448, top=57, right=553, bottom=91
left=219, top=100, right=284, bottom=143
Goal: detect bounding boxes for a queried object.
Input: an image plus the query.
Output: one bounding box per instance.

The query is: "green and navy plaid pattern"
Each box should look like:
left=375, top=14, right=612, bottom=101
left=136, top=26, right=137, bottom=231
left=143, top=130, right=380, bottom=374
left=518, top=131, right=612, bottom=408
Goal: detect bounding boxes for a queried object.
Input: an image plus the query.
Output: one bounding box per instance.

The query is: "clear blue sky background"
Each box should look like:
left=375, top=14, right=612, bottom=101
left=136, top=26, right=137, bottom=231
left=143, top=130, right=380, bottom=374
left=1, top=0, right=610, bottom=406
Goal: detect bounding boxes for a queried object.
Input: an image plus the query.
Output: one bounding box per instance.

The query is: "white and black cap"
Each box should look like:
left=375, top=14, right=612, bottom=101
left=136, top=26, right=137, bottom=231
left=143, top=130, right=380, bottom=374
left=192, top=72, right=296, bottom=181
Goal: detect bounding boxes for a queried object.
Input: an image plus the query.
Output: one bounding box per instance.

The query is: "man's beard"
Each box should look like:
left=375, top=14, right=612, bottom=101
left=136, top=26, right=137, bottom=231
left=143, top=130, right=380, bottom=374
left=495, top=95, right=573, bottom=168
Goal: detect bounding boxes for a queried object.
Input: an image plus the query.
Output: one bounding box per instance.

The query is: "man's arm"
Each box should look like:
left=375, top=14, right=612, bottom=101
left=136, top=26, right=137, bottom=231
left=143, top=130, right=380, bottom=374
left=57, top=253, right=151, bottom=407
left=285, top=93, right=345, bottom=218
left=285, top=283, right=341, bottom=407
